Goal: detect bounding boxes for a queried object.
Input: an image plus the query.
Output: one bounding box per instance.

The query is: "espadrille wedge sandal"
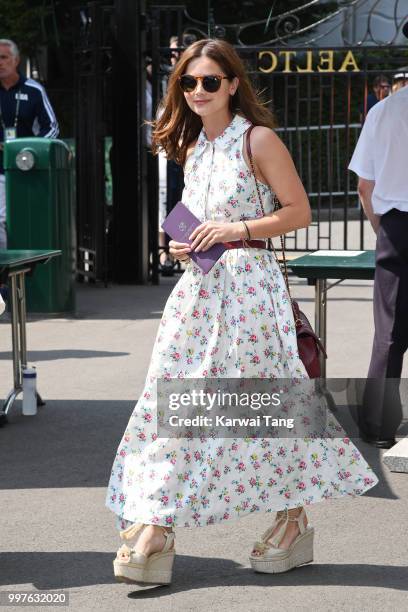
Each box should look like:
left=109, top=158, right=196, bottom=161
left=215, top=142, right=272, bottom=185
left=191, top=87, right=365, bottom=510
left=113, top=523, right=175, bottom=585
left=249, top=508, right=314, bottom=574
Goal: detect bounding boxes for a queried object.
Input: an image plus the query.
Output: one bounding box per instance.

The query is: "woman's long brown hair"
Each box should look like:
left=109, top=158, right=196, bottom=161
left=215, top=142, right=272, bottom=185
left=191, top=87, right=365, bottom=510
left=151, top=38, right=276, bottom=166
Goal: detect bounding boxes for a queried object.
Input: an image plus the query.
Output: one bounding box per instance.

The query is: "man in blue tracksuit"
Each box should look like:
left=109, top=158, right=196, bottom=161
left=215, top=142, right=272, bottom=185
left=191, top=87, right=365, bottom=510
left=0, top=38, right=59, bottom=250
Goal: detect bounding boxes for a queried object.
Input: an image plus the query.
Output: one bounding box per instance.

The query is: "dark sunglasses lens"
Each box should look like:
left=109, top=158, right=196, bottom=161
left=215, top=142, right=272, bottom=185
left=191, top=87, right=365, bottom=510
left=180, top=75, right=197, bottom=92
left=203, top=76, right=221, bottom=92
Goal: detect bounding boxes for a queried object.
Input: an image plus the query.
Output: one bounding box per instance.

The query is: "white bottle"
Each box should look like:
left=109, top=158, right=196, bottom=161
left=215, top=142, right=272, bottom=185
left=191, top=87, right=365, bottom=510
left=22, top=367, right=37, bottom=416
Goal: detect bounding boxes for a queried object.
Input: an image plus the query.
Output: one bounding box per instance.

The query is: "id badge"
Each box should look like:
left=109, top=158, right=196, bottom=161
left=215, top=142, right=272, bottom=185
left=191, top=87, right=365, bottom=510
left=5, top=127, right=17, bottom=140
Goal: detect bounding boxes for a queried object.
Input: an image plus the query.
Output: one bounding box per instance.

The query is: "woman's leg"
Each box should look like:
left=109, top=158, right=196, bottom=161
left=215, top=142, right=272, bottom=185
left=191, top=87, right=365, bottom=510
left=129, top=524, right=174, bottom=556
left=251, top=506, right=308, bottom=555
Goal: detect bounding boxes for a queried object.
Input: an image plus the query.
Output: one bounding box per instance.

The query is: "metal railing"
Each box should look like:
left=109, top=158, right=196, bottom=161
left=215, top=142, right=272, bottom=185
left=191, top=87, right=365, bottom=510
left=276, top=123, right=362, bottom=201
left=274, top=122, right=366, bottom=252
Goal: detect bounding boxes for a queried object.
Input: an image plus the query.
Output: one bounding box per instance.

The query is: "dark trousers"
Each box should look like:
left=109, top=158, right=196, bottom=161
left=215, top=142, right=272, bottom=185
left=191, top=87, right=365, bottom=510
left=362, top=208, right=408, bottom=438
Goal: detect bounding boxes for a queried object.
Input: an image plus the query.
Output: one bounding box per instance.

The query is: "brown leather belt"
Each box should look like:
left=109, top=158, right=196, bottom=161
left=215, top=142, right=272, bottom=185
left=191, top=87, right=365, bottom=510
left=223, top=239, right=267, bottom=249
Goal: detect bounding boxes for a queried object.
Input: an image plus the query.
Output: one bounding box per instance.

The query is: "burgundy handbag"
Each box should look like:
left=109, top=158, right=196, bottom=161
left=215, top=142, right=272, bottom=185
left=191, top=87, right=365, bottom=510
left=246, top=125, right=327, bottom=378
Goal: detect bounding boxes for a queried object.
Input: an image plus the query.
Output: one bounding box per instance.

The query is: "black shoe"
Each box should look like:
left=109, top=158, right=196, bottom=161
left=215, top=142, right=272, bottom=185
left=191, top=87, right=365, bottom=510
left=160, top=259, right=175, bottom=277
left=359, top=427, right=396, bottom=449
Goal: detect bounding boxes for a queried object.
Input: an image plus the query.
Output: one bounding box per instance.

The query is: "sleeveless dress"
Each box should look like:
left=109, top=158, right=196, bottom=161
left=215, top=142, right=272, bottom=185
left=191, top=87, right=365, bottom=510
left=105, top=114, right=379, bottom=530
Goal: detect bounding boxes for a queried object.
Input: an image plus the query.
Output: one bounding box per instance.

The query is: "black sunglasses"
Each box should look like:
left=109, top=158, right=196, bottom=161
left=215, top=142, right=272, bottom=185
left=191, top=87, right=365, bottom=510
left=179, top=74, right=231, bottom=93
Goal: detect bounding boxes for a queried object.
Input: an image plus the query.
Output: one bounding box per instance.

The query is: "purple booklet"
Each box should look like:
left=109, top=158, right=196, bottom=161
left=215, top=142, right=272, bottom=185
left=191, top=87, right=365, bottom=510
left=161, top=201, right=226, bottom=274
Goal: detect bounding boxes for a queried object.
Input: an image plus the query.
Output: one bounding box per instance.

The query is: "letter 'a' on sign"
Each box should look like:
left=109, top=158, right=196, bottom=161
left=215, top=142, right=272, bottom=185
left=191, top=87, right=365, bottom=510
left=338, top=50, right=360, bottom=72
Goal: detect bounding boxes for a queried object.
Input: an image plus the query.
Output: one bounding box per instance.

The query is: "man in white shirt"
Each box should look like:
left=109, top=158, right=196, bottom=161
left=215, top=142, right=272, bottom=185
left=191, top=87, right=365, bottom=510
left=348, top=84, right=408, bottom=448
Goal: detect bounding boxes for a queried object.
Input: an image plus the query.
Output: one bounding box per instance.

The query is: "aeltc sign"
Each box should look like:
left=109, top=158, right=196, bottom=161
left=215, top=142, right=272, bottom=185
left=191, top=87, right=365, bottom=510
left=258, top=50, right=360, bottom=73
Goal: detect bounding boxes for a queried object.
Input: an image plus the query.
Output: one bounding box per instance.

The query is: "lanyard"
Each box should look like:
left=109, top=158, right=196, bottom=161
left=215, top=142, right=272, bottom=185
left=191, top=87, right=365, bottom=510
left=0, top=89, right=21, bottom=132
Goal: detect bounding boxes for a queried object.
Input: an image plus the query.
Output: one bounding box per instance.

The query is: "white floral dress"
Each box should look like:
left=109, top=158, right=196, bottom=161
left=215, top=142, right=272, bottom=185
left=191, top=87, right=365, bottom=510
left=105, top=114, right=379, bottom=529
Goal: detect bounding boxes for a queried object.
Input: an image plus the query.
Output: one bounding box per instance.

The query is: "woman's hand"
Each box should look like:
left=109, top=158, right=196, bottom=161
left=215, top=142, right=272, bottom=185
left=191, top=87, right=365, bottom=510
left=189, top=221, right=243, bottom=252
left=168, top=240, right=192, bottom=262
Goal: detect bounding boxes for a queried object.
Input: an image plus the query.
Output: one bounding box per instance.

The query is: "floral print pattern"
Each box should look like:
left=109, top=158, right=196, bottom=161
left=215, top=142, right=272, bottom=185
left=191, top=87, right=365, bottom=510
left=105, top=114, right=379, bottom=530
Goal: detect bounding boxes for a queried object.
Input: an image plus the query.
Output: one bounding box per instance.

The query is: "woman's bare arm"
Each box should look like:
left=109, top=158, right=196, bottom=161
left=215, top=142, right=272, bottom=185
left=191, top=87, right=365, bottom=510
left=242, top=126, right=312, bottom=239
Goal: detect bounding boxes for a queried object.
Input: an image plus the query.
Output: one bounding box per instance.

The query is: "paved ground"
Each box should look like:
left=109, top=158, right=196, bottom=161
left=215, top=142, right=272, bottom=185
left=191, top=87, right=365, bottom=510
left=0, top=268, right=407, bottom=611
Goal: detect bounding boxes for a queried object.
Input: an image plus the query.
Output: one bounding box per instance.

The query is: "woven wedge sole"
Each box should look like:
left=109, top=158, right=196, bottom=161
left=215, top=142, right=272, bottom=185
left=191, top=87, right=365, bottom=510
left=249, top=526, right=314, bottom=574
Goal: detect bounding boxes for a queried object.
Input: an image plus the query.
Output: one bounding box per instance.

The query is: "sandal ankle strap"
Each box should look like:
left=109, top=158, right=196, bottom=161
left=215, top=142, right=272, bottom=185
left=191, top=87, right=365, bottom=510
left=258, top=508, right=307, bottom=549
left=287, top=508, right=306, bottom=534
left=161, top=528, right=175, bottom=553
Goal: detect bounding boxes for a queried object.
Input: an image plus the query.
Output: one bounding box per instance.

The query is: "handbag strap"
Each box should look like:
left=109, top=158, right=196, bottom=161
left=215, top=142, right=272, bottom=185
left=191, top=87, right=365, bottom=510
left=245, top=124, right=292, bottom=300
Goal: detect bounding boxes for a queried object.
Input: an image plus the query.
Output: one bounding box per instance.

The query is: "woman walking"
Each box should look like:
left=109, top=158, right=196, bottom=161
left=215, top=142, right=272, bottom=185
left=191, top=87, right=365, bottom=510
left=105, top=39, right=378, bottom=586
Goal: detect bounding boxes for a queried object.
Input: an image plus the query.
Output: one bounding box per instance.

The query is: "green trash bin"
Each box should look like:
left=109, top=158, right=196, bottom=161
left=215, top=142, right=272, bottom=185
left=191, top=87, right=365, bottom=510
left=4, top=137, right=76, bottom=313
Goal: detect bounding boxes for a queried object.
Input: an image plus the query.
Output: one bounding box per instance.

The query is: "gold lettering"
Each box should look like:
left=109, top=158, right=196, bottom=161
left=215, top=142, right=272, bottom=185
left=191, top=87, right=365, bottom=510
left=258, top=48, right=360, bottom=74
left=296, top=50, right=313, bottom=73
left=279, top=50, right=296, bottom=73
left=338, top=50, right=360, bottom=72
left=258, top=51, right=278, bottom=73
left=317, top=50, right=334, bottom=72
